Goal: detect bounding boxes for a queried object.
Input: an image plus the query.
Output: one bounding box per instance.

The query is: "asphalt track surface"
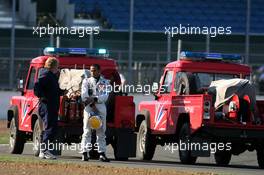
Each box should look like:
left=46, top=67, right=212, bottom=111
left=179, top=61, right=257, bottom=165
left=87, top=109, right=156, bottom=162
left=0, top=143, right=263, bottom=175
left=1, top=91, right=264, bottom=174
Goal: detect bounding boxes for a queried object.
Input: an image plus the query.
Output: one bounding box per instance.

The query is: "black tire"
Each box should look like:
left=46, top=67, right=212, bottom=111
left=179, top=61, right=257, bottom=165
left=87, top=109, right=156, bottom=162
left=179, top=123, right=197, bottom=164
left=256, top=147, right=264, bottom=169
left=33, top=119, right=42, bottom=156
left=137, top=120, right=156, bottom=160
left=176, top=73, right=197, bottom=95
left=214, top=150, right=232, bottom=166
left=9, top=118, right=25, bottom=154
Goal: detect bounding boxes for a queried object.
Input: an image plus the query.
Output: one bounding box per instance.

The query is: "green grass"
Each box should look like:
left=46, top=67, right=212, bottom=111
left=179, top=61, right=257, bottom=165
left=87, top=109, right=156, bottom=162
left=0, top=133, right=9, bottom=144
left=0, top=154, right=233, bottom=175
left=0, top=154, right=66, bottom=164
left=0, top=120, right=9, bottom=144
left=0, top=155, right=33, bottom=162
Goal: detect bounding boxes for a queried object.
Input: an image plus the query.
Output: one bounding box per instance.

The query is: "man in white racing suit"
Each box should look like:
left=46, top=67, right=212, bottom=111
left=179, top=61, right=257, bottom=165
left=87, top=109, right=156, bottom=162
left=80, top=64, right=110, bottom=162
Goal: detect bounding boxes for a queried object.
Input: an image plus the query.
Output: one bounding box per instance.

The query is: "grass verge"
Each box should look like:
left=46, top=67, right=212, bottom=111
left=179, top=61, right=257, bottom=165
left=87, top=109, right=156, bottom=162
left=0, top=120, right=9, bottom=144
left=0, top=154, right=223, bottom=175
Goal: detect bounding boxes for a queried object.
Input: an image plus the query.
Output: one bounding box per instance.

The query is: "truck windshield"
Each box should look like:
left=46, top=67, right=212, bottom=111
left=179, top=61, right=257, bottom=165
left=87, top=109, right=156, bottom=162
left=193, top=73, right=239, bottom=88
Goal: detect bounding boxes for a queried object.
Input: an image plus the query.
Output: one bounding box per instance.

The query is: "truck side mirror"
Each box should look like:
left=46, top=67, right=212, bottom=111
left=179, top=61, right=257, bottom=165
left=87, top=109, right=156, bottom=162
left=152, top=82, right=159, bottom=93
left=17, top=79, right=24, bottom=95
left=152, top=82, right=160, bottom=100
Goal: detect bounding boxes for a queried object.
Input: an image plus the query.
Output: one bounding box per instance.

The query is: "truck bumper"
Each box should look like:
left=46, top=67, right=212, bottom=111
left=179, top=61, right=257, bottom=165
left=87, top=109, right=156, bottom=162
left=200, top=125, right=264, bottom=140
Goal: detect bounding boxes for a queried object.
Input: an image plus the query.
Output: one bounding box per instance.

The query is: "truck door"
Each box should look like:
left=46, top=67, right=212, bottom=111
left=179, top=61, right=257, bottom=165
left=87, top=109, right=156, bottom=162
left=153, top=69, right=174, bottom=132
left=19, top=66, right=37, bottom=131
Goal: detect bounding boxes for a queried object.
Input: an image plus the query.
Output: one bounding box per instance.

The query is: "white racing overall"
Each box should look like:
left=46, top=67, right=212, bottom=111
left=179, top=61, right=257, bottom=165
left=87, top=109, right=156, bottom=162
left=80, top=76, right=110, bottom=154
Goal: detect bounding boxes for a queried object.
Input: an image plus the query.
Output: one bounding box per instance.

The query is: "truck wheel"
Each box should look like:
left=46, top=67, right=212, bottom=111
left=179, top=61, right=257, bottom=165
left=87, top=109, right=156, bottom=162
left=179, top=123, right=197, bottom=164
left=137, top=120, right=156, bottom=160
left=214, top=150, right=232, bottom=166
left=176, top=73, right=197, bottom=95
left=33, top=119, right=42, bottom=156
left=256, top=148, right=264, bottom=169
left=9, top=118, right=25, bottom=154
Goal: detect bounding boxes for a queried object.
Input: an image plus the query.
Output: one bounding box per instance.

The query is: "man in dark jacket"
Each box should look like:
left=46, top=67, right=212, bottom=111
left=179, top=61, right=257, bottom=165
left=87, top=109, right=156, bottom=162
left=34, top=57, right=65, bottom=159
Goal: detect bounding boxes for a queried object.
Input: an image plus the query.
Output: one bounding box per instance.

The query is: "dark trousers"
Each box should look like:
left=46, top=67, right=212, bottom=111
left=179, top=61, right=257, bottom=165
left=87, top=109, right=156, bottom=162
left=38, top=102, right=58, bottom=152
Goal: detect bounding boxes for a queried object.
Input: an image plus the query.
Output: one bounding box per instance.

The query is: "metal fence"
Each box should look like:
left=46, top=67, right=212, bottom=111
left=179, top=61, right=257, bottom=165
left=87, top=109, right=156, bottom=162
left=0, top=47, right=264, bottom=95
left=0, top=48, right=172, bottom=88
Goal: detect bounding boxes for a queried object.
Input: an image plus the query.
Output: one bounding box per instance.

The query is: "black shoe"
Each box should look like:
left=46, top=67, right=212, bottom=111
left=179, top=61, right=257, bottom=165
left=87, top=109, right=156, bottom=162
left=99, top=153, right=110, bottom=162
left=82, top=152, right=89, bottom=161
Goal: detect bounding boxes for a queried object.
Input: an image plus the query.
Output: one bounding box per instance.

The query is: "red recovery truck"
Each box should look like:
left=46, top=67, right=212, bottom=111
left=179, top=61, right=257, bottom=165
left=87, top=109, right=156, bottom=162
left=136, top=51, right=264, bottom=168
left=7, top=47, right=136, bottom=160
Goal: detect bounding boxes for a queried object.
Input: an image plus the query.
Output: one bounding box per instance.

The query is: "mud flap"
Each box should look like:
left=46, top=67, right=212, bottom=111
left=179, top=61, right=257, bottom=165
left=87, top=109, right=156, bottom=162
left=114, top=96, right=135, bottom=128
left=115, top=128, right=137, bottom=158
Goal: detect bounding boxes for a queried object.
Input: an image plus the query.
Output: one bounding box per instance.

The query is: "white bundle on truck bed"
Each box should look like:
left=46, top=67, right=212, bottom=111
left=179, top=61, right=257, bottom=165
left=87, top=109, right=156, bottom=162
left=208, top=78, right=256, bottom=111
left=59, top=69, right=90, bottom=97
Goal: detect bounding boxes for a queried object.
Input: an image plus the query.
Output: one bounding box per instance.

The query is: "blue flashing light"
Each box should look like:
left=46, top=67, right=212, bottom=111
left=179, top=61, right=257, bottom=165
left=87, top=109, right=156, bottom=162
left=43, top=47, right=109, bottom=57
left=205, top=53, right=222, bottom=60
left=98, top=48, right=107, bottom=54
left=68, top=48, right=87, bottom=55
left=45, top=47, right=55, bottom=53
left=180, top=51, right=242, bottom=62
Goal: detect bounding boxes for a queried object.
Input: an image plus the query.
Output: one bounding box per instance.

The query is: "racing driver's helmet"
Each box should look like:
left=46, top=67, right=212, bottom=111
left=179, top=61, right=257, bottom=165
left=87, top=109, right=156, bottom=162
left=88, top=114, right=102, bottom=130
